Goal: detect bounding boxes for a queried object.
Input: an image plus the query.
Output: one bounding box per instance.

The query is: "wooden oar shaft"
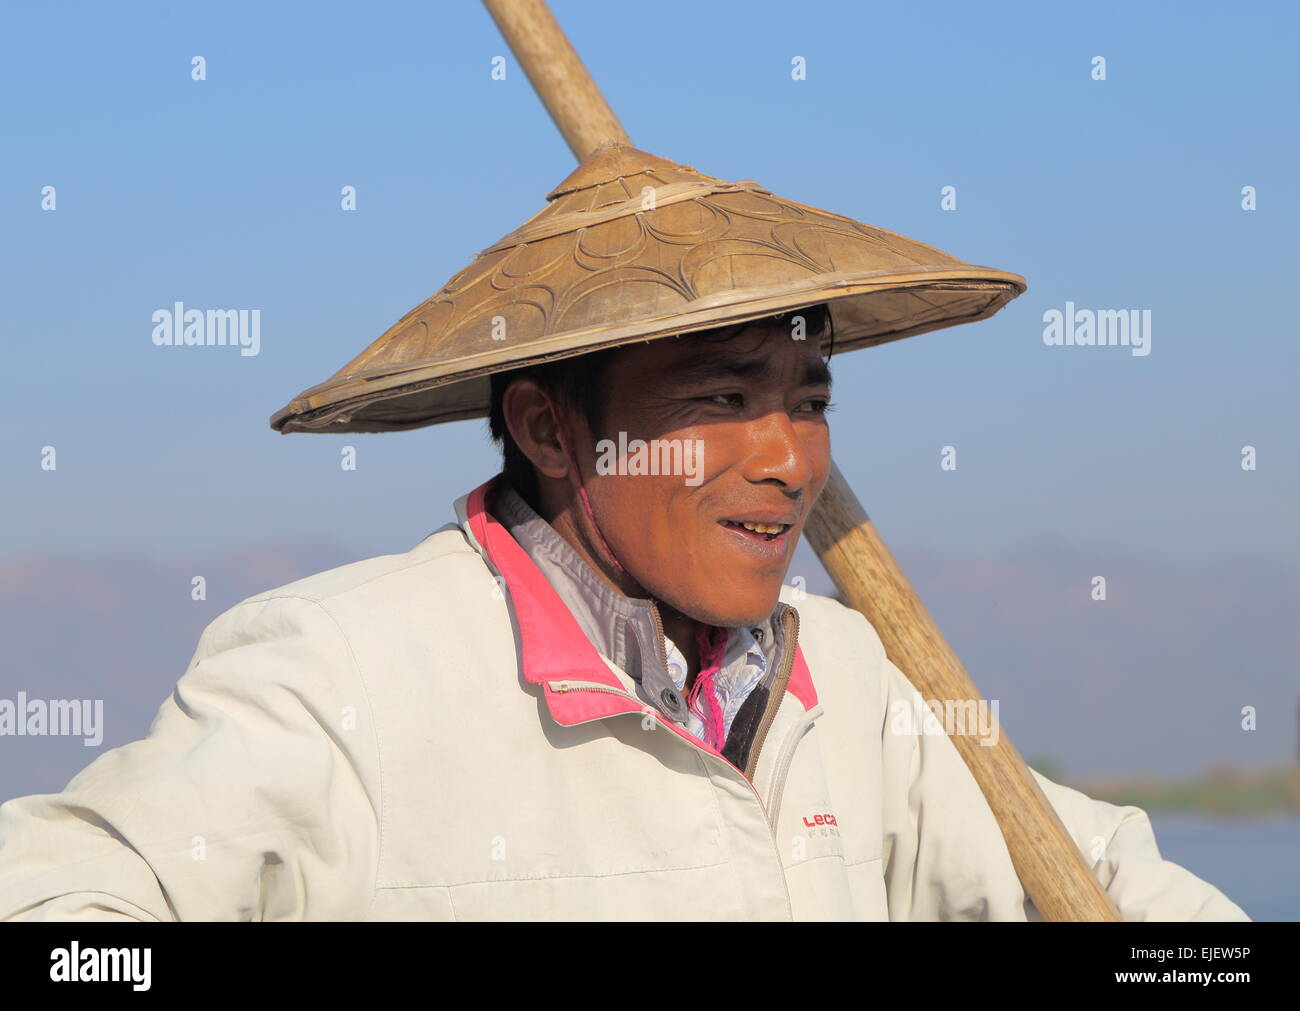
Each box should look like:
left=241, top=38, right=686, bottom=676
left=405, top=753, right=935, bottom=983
left=482, top=0, right=630, bottom=160
left=481, top=0, right=1121, bottom=921
left=803, top=464, right=1120, bottom=920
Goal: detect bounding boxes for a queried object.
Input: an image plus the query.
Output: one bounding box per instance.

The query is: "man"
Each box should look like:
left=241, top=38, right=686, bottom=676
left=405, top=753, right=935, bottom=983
left=0, top=302, right=1249, bottom=921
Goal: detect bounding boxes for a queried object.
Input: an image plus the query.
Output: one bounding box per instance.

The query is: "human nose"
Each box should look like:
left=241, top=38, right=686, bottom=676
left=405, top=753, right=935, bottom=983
left=740, top=409, right=816, bottom=491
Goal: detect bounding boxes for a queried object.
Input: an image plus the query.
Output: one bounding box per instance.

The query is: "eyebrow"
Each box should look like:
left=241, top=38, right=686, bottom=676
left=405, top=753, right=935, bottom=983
left=671, top=352, right=833, bottom=392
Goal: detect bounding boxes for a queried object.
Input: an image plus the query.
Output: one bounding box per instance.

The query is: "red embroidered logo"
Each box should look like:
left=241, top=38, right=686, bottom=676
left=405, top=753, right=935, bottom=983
left=802, top=813, right=838, bottom=828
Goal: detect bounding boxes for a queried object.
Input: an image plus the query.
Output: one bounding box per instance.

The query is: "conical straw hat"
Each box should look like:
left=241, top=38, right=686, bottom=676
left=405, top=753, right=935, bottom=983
left=271, top=145, right=1025, bottom=434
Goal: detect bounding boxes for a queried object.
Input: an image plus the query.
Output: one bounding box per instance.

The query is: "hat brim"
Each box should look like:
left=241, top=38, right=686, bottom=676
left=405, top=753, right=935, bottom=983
left=271, top=146, right=1026, bottom=435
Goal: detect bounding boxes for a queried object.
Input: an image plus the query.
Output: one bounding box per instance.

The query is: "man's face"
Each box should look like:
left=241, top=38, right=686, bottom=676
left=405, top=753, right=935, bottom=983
left=572, top=319, right=832, bottom=628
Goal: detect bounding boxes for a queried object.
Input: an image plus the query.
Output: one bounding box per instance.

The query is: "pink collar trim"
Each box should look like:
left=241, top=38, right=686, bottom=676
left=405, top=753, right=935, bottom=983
left=463, top=477, right=819, bottom=767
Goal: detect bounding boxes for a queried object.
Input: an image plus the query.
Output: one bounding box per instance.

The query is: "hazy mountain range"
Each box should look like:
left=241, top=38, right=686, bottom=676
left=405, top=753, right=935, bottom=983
left=1, top=534, right=1295, bottom=802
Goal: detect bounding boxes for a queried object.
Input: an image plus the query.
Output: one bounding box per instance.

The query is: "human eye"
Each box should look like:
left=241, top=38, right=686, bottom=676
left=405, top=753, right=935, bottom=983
left=704, top=392, right=746, bottom=409
left=796, top=397, right=833, bottom=416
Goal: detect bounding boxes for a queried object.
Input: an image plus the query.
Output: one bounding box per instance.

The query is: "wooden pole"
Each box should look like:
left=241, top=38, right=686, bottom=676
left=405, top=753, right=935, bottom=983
left=481, top=0, right=1121, bottom=922
left=803, top=465, right=1121, bottom=920
left=482, top=0, right=630, bottom=160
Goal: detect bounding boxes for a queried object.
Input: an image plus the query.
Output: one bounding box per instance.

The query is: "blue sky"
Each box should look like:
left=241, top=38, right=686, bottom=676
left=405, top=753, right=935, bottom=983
left=0, top=2, right=1297, bottom=788
left=3, top=6, right=1299, bottom=937
left=2, top=0, right=1296, bottom=566
left=0, top=0, right=1294, bottom=566
left=0, top=0, right=1289, bottom=805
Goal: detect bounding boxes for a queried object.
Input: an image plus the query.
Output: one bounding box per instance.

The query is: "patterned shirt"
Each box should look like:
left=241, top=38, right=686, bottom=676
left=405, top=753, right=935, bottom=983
left=664, top=626, right=769, bottom=750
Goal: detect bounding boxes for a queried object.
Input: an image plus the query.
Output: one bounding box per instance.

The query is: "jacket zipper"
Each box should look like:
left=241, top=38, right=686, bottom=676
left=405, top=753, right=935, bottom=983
left=646, top=601, right=670, bottom=668
left=550, top=681, right=632, bottom=694
left=743, top=605, right=801, bottom=782
left=550, top=678, right=795, bottom=918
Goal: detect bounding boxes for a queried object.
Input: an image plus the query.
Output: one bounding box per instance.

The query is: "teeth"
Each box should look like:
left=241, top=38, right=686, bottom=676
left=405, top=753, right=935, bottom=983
left=740, top=522, right=785, bottom=534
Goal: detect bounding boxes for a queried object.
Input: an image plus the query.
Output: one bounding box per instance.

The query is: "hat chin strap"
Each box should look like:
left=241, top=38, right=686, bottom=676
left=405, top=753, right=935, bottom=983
left=540, top=391, right=627, bottom=576
left=540, top=392, right=726, bottom=743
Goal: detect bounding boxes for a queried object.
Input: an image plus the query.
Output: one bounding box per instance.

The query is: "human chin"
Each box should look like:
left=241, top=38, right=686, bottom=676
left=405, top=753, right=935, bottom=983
left=661, top=505, right=793, bottom=625
left=721, top=569, right=787, bottom=625
left=658, top=566, right=787, bottom=630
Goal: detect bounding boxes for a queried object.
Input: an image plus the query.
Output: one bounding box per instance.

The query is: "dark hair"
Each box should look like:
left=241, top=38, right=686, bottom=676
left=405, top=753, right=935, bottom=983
left=487, top=304, right=832, bottom=505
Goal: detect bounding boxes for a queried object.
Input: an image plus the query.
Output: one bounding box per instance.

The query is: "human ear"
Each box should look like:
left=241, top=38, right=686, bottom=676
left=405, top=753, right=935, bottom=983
left=501, top=378, right=570, bottom=481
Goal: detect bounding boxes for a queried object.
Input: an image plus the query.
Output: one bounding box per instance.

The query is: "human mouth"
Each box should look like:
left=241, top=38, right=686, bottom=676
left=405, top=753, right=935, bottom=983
left=718, top=517, right=796, bottom=544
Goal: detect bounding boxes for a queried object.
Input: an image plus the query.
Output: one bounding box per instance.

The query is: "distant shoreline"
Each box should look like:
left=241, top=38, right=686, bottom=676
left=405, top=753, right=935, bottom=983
left=1059, top=763, right=1300, bottom=816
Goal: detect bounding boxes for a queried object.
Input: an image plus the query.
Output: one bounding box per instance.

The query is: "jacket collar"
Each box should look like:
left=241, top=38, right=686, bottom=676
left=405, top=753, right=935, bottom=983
left=453, top=476, right=818, bottom=741
left=491, top=483, right=681, bottom=692
left=490, top=480, right=778, bottom=727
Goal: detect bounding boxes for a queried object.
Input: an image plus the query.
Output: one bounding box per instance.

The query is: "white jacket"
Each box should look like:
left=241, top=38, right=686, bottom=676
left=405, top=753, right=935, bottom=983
left=0, top=479, right=1250, bottom=921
